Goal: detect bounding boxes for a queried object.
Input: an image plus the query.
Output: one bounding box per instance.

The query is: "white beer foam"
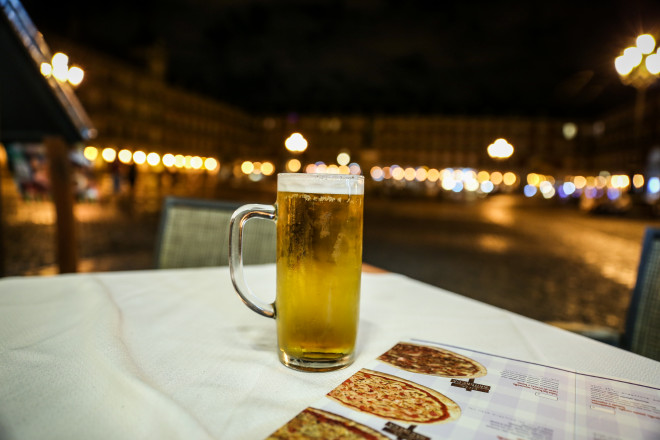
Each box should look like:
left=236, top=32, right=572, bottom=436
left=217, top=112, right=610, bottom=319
left=278, top=173, right=364, bottom=195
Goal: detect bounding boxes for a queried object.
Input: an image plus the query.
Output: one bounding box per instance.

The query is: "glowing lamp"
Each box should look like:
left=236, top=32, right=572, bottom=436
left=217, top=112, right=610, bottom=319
left=285, top=133, right=308, bottom=153
left=487, top=138, right=514, bottom=159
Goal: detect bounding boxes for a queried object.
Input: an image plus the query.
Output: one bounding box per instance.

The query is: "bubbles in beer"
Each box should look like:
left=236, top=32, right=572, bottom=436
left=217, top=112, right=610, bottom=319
left=278, top=191, right=363, bottom=267
left=275, top=188, right=364, bottom=363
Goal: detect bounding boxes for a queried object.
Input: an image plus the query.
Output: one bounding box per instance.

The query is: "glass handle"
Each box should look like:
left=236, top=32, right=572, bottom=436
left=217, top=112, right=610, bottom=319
left=229, top=203, right=277, bottom=318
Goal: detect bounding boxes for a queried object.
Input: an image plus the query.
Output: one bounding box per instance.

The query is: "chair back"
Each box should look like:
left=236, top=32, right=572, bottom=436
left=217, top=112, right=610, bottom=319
left=625, top=227, right=660, bottom=361
left=155, top=197, right=276, bottom=269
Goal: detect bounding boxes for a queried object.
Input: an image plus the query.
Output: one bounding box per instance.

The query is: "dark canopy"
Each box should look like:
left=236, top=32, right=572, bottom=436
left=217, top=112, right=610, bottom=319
left=0, top=0, right=94, bottom=144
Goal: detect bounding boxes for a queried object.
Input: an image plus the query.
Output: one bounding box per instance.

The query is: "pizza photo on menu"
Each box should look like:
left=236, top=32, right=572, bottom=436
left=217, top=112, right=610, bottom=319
left=327, top=369, right=461, bottom=424
left=377, top=342, right=487, bottom=378
left=267, top=407, right=390, bottom=440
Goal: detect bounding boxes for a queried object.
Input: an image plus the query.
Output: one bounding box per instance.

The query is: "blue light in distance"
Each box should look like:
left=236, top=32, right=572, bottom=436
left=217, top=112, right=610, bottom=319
left=607, top=187, right=620, bottom=200
left=480, top=181, right=494, bottom=193
left=562, top=182, right=576, bottom=196
left=523, top=184, right=537, bottom=197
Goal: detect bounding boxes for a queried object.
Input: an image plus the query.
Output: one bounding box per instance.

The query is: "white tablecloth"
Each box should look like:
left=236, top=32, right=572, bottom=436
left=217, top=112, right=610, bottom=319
left=0, top=265, right=658, bottom=439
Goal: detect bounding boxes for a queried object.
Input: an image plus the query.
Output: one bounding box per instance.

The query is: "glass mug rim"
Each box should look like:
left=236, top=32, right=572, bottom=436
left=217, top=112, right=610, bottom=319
left=277, top=172, right=365, bottom=180
left=277, top=172, right=365, bottom=196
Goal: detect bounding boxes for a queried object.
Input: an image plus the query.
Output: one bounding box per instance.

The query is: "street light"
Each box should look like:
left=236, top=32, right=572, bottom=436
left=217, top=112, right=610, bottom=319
left=615, top=34, right=660, bottom=81
left=284, top=132, right=308, bottom=153
left=615, top=34, right=660, bottom=144
left=487, top=138, right=514, bottom=160
left=40, top=52, right=85, bottom=87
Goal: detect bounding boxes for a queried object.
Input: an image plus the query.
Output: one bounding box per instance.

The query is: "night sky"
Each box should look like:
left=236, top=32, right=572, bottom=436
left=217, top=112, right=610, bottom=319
left=20, top=0, right=660, bottom=118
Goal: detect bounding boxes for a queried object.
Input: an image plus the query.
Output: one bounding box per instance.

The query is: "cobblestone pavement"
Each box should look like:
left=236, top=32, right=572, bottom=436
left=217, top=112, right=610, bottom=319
left=3, top=188, right=658, bottom=332
left=363, top=195, right=658, bottom=332
left=4, top=199, right=159, bottom=276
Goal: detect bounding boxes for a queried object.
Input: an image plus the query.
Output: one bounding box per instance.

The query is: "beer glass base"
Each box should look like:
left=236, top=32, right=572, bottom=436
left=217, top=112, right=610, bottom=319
left=279, top=351, right=354, bottom=372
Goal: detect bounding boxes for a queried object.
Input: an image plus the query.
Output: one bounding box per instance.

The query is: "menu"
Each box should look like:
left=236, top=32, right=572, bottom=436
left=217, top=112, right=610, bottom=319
left=267, top=339, right=660, bottom=439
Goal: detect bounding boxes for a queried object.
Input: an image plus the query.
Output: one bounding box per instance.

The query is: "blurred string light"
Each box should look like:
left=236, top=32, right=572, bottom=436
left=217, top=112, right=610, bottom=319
left=370, top=166, right=384, bottom=181
left=40, top=52, right=85, bottom=87
left=101, top=147, right=116, bottom=162
left=240, top=160, right=275, bottom=178
left=261, top=162, right=275, bottom=175
left=303, top=161, right=361, bottom=175
left=562, top=181, right=576, bottom=196
left=190, top=156, right=203, bottom=169
left=477, top=170, right=490, bottom=182
left=118, top=149, right=132, bottom=164
left=522, top=172, right=637, bottom=202
left=368, top=165, right=518, bottom=195
left=82, top=143, right=651, bottom=203
left=348, top=163, right=361, bottom=175
left=83, top=146, right=220, bottom=172
left=480, top=180, right=494, bottom=193
left=147, top=152, right=161, bottom=166
left=562, top=122, right=578, bottom=140
left=204, top=157, right=218, bottom=171
left=367, top=164, right=650, bottom=204
left=415, top=167, right=427, bottom=182
left=163, top=154, right=176, bottom=167
left=392, top=166, right=405, bottom=180
left=336, top=152, right=350, bottom=166
left=286, top=158, right=302, bottom=172
left=539, top=181, right=555, bottom=199
left=523, top=185, right=537, bottom=197
left=502, top=172, right=517, bottom=186
left=241, top=161, right=254, bottom=174
left=133, top=151, right=146, bottom=165
left=428, top=168, right=440, bottom=182
left=83, top=146, right=98, bottom=161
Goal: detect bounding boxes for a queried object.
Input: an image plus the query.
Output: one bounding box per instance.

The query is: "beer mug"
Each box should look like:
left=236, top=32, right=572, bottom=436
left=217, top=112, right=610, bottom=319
left=229, top=173, right=364, bottom=372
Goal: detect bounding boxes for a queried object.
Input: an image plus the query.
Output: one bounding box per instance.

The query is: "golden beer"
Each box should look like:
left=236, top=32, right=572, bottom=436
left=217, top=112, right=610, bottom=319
left=275, top=176, right=364, bottom=371
left=229, top=173, right=364, bottom=371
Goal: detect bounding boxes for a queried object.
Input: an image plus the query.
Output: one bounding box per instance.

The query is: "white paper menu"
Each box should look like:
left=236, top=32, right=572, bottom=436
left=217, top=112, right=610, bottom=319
left=267, top=338, right=660, bottom=440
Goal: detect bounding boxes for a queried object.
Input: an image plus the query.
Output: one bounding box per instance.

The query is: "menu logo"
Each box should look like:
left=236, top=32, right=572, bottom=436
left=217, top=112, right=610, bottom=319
left=383, top=422, right=430, bottom=440
left=451, top=378, right=491, bottom=393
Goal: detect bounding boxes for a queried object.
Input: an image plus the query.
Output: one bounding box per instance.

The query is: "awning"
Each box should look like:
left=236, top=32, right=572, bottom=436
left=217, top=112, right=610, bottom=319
left=0, top=0, right=96, bottom=144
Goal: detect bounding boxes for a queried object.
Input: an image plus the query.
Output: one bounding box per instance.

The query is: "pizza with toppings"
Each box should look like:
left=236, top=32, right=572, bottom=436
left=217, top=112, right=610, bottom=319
left=377, top=342, right=487, bottom=378
left=267, top=407, right=389, bottom=440
left=327, top=369, right=461, bottom=424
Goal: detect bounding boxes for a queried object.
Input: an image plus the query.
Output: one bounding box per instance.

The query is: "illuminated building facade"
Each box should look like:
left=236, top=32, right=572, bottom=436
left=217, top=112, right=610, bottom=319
left=50, top=37, right=654, bottom=182
left=55, top=38, right=260, bottom=163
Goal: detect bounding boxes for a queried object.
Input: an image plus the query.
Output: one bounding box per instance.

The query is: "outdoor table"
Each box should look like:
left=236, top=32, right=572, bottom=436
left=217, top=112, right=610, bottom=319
left=1, top=265, right=658, bottom=439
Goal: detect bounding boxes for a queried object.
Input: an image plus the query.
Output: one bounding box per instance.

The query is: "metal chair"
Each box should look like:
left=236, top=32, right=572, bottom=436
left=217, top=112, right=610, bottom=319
left=154, top=196, right=276, bottom=269
left=551, top=227, right=660, bottom=361
left=623, top=227, right=660, bottom=361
